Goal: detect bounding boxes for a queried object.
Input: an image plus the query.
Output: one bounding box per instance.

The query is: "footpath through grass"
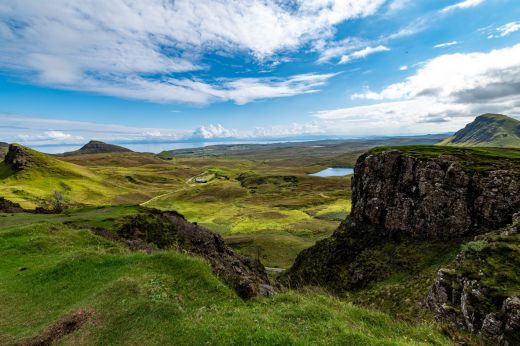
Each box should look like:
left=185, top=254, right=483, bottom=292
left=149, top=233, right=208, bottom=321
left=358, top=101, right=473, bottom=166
left=0, top=217, right=451, bottom=345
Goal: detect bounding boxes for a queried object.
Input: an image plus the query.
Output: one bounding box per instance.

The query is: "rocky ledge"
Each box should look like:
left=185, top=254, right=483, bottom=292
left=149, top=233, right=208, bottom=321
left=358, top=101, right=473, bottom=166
left=118, top=209, right=278, bottom=299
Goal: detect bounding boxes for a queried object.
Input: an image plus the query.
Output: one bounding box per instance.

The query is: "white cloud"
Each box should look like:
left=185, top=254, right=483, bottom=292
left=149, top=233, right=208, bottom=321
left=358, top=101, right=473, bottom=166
left=339, top=45, right=390, bottom=64
left=488, top=22, right=520, bottom=39
left=0, top=0, right=386, bottom=104
left=317, top=43, right=520, bottom=134
left=2, top=114, right=189, bottom=145
left=399, top=65, right=408, bottom=71
left=440, top=0, right=485, bottom=14
left=352, top=44, right=520, bottom=104
left=17, top=130, right=84, bottom=143
left=315, top=37, right=367, bottom=64
left=44, top=131, right=83, bottom=141
left=64, top=72, right=337, bottom=105
left=388, top=0, right=410, bottom=12
left=191, top=124, right=239, bottom=139
left=434, top=41, right=459, bottom=48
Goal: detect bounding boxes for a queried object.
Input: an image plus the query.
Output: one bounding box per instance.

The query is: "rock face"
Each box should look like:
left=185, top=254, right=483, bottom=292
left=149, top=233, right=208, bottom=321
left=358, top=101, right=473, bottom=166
left=284, top=148, right=520, bottom=291
left=351, top=150, right=519, bottom=239
left=118, top=209, right=277, bottom=299
left=427, top=216, right=520, bottom=345
left=4, top=144, right=30, bottom=171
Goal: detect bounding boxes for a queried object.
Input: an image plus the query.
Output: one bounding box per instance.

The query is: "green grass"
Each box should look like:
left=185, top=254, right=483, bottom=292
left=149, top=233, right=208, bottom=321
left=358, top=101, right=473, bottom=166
left=369, top=145, right=520, bottom=171
left=0, top=220, right=451, bottom=345
left=1, top=145, right=351, bottom=267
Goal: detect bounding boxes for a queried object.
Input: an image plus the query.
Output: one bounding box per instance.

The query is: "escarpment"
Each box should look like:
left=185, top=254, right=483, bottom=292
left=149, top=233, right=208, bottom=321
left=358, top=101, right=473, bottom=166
left=284, top=147, right=520, bottom=291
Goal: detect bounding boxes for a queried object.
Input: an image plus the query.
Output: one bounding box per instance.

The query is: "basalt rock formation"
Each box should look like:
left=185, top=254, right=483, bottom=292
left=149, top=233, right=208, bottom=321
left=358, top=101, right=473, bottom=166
left=4, top=144, right=30, bottom=171
left=119, top=209, right=277, bottom=299
left=428, top=215, right=520, bottom=345
left=285, top=147, right=520, bottom=291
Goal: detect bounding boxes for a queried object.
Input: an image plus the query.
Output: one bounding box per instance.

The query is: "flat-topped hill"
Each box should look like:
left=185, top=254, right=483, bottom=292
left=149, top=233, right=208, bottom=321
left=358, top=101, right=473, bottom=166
left=61, top=140, right=132, bottom=156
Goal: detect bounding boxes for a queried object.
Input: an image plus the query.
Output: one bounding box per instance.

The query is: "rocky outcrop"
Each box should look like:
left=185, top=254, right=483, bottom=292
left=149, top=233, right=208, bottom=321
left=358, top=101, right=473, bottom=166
left=351, top=149, right=519, bottom=239
left=0, top=197, right=26, bottom=213
left=427, top=216, right=520, bottom=345
left=4, top=144, right=30, bottom=171
left=284, top=148, right=520, bottom=291
left=118, top=209, right=277, bottom=299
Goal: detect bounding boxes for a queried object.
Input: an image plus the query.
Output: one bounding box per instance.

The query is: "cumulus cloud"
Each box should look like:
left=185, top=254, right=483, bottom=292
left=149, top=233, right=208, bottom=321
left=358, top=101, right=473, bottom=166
left=313, top=43, right=520, bottom=134
left=440, top=0, right=485, bottom=14
left=352, top=44, right=520, bottom=104
left=399, top=65, right=408, bottom=71
left=191, top=124, right=239, bottom=139
left=0, top=0, right=385, bottom=104
left=434, top=41, right=459, bottom=48
left=339, top=45, right=390, bottom=64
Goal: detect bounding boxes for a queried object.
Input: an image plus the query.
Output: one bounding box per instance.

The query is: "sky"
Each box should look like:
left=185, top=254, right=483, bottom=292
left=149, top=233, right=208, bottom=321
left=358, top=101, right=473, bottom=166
left=0, top=0, right=520, bottom=151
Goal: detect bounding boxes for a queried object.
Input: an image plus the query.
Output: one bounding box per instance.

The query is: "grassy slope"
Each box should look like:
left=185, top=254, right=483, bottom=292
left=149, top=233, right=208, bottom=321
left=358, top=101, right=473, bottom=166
left=439, top=114, right=520, bottom=148
left=0, top=215, right=451, bottom=345
left=0, top=145, right=140, bottom=208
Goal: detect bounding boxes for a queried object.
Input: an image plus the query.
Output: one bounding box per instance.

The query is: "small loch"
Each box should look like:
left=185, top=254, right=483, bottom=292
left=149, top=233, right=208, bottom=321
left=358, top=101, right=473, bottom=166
left=309, top=167, right=354, bottom=177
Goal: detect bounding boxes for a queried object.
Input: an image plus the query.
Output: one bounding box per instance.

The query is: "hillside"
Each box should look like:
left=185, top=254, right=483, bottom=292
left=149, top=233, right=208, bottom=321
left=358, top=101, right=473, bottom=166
left=0, top=144, right=138, bottom=208
left=61, top=140, right=132, bottom=156
left=438, top=114, right=520, bottom=147
left=0, top=206, right=450, bottom=345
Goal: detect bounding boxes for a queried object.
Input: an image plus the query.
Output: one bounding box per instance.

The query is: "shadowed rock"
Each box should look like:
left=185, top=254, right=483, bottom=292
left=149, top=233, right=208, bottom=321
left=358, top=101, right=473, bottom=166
left=118, top=209, right=278, bottom=299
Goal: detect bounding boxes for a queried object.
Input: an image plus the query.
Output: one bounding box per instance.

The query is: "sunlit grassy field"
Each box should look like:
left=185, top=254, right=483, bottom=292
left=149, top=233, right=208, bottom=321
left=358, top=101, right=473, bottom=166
left=1, top=147, right=352, bottom=267
left=0, top=217, right=451, bottom=345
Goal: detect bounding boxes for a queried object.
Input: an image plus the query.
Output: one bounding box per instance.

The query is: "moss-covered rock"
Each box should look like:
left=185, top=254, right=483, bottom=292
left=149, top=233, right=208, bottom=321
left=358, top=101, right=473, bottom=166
left=428, top=216, right=520, bottom=344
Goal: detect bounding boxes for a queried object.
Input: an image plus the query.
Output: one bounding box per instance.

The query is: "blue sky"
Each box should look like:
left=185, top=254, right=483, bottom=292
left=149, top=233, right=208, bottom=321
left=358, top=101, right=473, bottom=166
left=0, top=0, right=519, bottom=149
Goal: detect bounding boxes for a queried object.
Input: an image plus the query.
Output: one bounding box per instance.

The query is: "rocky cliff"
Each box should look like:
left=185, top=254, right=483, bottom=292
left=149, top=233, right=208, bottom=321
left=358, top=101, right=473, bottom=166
left=284, top=146, right=520, bottom=291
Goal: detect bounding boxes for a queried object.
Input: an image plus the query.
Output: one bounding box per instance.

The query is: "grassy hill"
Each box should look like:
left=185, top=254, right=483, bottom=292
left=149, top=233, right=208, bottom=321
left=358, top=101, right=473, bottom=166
left=0, top=207, right=450, bottom=345
left=438, top=114, right=520, bottom=148
left=61, top=140, right=132, bottom=156
left=0, top=144, right=138, bottom=208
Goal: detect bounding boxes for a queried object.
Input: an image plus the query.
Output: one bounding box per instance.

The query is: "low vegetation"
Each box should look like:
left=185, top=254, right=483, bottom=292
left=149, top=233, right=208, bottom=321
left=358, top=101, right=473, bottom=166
left=0, top=215, right=451, bottom=345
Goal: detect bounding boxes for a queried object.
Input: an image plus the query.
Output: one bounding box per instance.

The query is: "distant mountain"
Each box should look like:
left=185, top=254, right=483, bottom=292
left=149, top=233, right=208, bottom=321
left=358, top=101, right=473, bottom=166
left=61, top=140, right=132, bottom=156
left=438, top=113, right=520, bottom=148
left=0, top=142, right=8, bottom=160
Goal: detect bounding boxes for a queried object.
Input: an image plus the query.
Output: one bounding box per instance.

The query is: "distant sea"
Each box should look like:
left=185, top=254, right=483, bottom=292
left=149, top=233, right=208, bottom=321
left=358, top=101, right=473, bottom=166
left=30, top=140, right=294, bottom=154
